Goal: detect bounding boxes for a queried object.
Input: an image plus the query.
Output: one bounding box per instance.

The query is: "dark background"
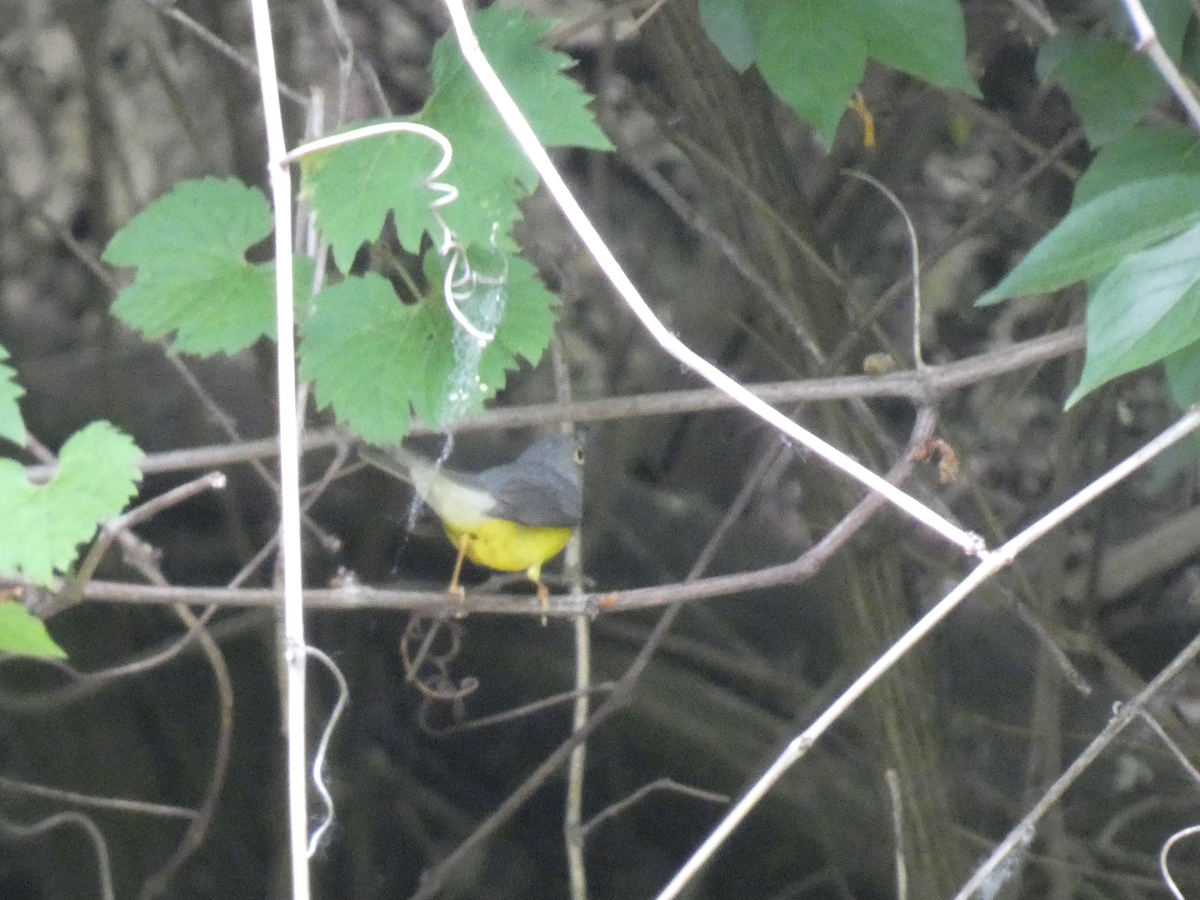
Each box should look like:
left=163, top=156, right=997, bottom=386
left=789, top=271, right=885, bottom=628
left=2, top=0, right=1200, bottom=898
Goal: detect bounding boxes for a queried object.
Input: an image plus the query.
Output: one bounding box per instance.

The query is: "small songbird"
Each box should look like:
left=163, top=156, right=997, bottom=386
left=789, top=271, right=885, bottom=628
left=359, top=433, right=583, bottom=599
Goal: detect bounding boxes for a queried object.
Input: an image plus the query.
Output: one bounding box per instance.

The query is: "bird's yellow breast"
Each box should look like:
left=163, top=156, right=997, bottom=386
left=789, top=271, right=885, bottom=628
left=443, top=518, right=573, bottom=579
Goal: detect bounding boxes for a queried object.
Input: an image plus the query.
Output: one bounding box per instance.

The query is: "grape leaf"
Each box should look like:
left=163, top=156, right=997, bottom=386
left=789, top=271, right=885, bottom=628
left=301, top=129, right=448, bottom=275
left=420, top=7, right=610, bottom=248
left=301, top=274, right=451, bottom=442
left=0, top=600, right=66, bottom=659
left=104, top=177, right=315, bottom=355
left=0, top=345, right=26, bottom=447
left=300, top=251, right=558, bottom=443
left=0, top=422, right=142, bottom=587
left=303, top=7, right=610, bottom=271
left=299, top=8, right=599, bottom=440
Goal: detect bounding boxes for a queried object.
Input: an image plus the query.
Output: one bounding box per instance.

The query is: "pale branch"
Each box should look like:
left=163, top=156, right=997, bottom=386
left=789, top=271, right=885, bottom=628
left=0, top=776, right=198, bottom=821
left=18, top=324, right=1085, bottom=482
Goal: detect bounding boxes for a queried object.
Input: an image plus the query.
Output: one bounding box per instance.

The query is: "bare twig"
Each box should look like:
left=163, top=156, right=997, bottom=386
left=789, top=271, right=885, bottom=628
left=1008, top=0, right=1059, bottom=36
left=842, top=171, right=925, bottom=370
left=618, top=142, right=827, bottom=366
left=545, top=0, right=654, bottom=48
left=829, top=128, right=1085, bottom=370
left=886, top=769, right=908, bottom=900
left=74, top=409, right=939, bottom=618
left=580, top=778, right=729, bottom=838
left=552, top=337, right=591, bottom=900
left=163, top=356, right=342, bottom=554
left=565, top=606, right=591, bottom=900
left=225, top=442, right=351, bottom=589
left=0, top=776, right=197, bottom=820
left=141, top=0, right=309, bottom=107
left=943, top=93, right=1076, bottom=179
left=90, top=522, right=237, bottom=900
left=59, top=472, right=227, bottom=607
left=138, top=603, right=234, bottom=900
left=426, top=684, right=616, bottom=735
left=0, top=811, right=115, bottom=900
left=1137, top=710, right=1200, bottom=788
left=995, top=588, right=1092, bottom=696
left=317, top=0, right=356, bottom=126
left=0, top=599, right=222, bottom=713
left=408, top=610, right=688, bottom=900
left=1161, top=823, right=1200, bottom=900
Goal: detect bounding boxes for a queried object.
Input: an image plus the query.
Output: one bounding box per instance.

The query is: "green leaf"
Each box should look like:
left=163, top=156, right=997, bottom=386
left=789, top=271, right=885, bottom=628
left=749, top=0, right=975, bottom=147
left=303, top=7, right=610, bottom=269
left=753, top=0, right=867, bottom=144
left=0, top=600, right=67, bottom=659
left=104, top=177, right=314, bottom=355
left=301, top=274, right=449, bottom=442
left=419, top=6, right=611, bottom=248
left=979, top=174, right=1200, bottom=304
left=1038, top=29, right=1163, bottom=147
left=1142, top=0, right=1192, bottom=61
left=302, top=126, right=448, bottom=273
left=299, top=251, right=558, bottom=443
left=700, top=0, right=757, bottom=72
left=298, top=7, right=598, bottom=439
left=482, top=254, right=560, bottom=366
left=1165, top=339, right=1200, bottom=409
left=0, top=422, right=142, bottom=587
left=440, top=251, right=560, bottom=408
left=0, top=345, right=26, bottom=447
left=1066, top=221, right=1200, bottom=407
left=1182, top=12, right=1200, bottom=84
left=860, top=0, right=978, bottom=95
left=1073, top=125, right=1200, bottom=207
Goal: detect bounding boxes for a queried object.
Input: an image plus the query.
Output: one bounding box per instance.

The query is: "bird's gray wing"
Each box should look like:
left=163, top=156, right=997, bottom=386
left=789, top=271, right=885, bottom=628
left=481, top=464, right=582, bottom=528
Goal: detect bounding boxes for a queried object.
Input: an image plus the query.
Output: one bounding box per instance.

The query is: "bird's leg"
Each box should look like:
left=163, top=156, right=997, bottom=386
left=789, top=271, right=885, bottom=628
left=447, top=533, right=470, bottom=605
left=528, top=563, right=549, bottom=625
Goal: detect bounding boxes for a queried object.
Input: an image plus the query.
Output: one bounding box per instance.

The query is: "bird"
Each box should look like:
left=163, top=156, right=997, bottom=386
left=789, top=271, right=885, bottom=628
left=358, top=433, right=583, bottom=600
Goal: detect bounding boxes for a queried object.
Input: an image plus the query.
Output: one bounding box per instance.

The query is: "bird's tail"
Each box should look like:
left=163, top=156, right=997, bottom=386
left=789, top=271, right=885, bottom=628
left=357, top=444, right=443, bottom=499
